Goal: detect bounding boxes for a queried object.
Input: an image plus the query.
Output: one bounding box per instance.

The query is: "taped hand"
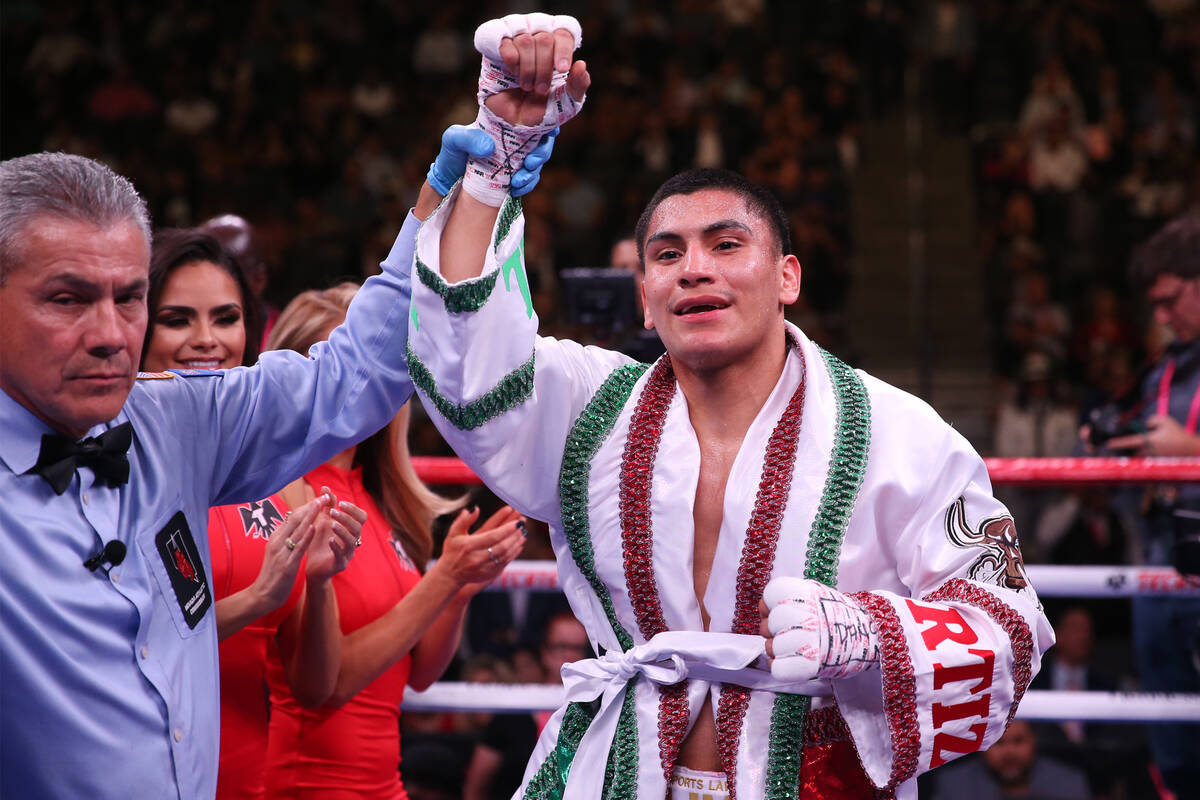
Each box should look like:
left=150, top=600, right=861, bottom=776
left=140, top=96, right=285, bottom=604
left=761, top=576, right=880, bottom=683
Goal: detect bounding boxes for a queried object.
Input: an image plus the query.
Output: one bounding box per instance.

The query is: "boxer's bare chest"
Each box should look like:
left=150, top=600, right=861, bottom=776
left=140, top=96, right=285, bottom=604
left=678, top=433, right=742, bottom=771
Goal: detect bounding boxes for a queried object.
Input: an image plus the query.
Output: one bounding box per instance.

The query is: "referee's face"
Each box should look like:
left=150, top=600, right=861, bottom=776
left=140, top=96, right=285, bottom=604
left=0, top=215, right=149, bottom=438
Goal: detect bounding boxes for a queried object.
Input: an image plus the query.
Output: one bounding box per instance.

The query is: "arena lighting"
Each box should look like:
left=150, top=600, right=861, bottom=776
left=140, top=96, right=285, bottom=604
left=412, top=456, right=1200, bottom=487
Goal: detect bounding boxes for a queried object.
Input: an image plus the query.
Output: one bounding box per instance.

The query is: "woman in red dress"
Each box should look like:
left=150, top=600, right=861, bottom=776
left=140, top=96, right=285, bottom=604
left=260, top=284, right=526, bottom=800
left=142, top=230, right=367, bottom=800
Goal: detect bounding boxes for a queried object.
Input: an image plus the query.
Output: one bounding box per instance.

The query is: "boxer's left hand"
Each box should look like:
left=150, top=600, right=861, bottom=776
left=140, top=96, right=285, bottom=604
left=760, top=577, right=880, bottom=682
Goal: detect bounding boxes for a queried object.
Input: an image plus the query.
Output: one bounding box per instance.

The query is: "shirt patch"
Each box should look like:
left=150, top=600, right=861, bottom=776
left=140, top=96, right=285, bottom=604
left=944, top=496, right=1035, bottom=601
left=155, top=511, right=213, bottom=629
left=168, top=368, right=222, bottom=378
left=136, top=371, right=176, bottom=380
left=239, top=498, right=285, bottom=541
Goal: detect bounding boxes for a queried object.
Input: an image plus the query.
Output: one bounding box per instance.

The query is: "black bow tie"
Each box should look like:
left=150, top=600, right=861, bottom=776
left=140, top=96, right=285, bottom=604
left=31, top=422, right=133, bottom=495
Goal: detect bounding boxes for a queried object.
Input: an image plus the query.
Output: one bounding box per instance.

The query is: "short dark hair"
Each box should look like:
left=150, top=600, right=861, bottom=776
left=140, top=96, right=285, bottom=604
left=143, top=229, right=263, bottom=368
left=634, top=168, right=792, bottom=264
left=1130, top=215, right=1200, bottom=292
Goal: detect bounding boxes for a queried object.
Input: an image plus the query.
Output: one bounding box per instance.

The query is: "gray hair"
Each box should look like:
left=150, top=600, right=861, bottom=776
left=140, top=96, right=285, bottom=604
left=0, top=152, right=151, bottom=285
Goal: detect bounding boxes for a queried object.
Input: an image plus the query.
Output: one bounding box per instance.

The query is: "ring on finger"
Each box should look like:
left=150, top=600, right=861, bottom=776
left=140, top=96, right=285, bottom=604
left=487, top=546, right=501, bottom=567
left=354, top=537, right=362, bottom=548
left=285, top=537, right=297, bottom=551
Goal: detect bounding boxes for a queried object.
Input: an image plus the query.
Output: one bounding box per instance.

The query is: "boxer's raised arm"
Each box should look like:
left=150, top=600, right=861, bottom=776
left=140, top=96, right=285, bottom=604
left=441, top=15, right=589, bottom=283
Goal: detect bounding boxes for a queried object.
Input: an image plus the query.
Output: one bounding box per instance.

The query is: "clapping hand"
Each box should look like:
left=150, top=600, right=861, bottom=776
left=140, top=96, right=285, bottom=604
left=249, top=495, right=327, bottom=613
left=305, top=485, right=368, bottom=585
left=435, top=505, right=526, bottom=592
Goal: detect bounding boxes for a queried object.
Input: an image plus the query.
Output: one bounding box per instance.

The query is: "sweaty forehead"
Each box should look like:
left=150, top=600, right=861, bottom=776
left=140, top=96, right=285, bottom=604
left=646, top=189, right=763, bottom=240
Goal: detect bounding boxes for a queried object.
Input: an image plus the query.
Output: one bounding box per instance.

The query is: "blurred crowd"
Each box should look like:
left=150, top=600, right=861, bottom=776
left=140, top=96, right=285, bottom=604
left=962, top=0, right=1199, bottom=453
left=2, top=0, right=879, bottom=344
left=952, top=2, right=1200, bottom=798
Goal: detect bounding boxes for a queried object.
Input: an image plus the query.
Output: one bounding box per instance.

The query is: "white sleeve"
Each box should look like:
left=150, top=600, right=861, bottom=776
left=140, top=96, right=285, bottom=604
left=407, top=184, right=631, bottom=523
left=834, top=413, right=1054, bottom=792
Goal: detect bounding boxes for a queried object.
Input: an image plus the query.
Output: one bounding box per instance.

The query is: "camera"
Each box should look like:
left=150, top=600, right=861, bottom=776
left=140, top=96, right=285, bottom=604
left=559, top=268, right=664, bottom=362
left=1086, top=403, right=1146, bottom=450
left=559, top=268, right=638, bottom=331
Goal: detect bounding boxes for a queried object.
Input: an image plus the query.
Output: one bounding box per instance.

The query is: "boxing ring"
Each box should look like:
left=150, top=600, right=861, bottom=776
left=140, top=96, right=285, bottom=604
left=404, top=457, right=1200, bottom=724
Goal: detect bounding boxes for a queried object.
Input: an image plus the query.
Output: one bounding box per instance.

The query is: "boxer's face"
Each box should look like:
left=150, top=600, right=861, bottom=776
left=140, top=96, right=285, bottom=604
left=0, top=216, right=149, bottom=437
left=640, top=189, right=799, bottom=373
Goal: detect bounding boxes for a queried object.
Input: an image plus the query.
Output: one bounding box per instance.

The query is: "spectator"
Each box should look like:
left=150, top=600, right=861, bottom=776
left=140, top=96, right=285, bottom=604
left=1004, top=272, right=1071, bottom=368
left=463, top=612, right=590, bottom=800
left=9, top=4, right=860, bottom=320
left=1019, top=55, right=1085, bottom=138
left=993, top=352, right=1078, bottom=458
left=1035, top=489, right=1132, bottom=567
left=259, top=284, right=525, bottom=800
left=1029, top=109, right=1089, bottom=194
left=1091, top=215, right=1200, bottom=796
left=140, top=228, right=363, bottom=800
left=461, top=655, right=539, bottom=800
left=930, top=721, right=1091, bottom=800
left=350, top=66, right=396, bottom=120
left=1029, top=605, right=1156, bottom=797
left=164, top=79, right=220, bottom=138
left=88, top=62, right=158, bottom=126
left=1031, top=606, right=1117, bottom=740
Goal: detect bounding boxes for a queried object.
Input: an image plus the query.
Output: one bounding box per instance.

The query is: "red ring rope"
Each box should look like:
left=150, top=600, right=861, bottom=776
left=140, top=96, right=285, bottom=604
left=412, top=456, right=1200, bottom=487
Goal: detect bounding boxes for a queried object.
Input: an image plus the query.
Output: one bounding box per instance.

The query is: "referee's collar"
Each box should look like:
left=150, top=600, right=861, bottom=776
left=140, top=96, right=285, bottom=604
left=0, top=388, right=120, bottom=475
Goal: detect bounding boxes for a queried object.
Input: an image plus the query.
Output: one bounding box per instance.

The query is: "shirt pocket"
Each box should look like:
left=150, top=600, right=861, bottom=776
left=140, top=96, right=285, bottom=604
left=137, top=501, right=214, bottom=640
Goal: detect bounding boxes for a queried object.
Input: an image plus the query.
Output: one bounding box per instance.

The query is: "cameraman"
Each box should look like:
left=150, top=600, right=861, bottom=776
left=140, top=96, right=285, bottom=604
left=1096, top=215, right=1200, bottom=797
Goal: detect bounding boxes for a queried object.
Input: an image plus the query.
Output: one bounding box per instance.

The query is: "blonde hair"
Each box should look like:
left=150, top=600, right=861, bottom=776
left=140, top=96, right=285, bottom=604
left=267, top=282, right=461, bottom=569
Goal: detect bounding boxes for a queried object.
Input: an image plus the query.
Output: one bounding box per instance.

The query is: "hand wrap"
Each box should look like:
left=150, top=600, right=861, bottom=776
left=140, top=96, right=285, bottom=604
left=464, top=13, right=585, bottom=206
left=763, top=576, right=880, bottom=682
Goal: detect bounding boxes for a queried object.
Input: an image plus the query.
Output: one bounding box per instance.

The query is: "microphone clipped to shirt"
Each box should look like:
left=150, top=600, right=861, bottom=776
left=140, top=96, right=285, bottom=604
left=84, top=540, right=127, bottom=572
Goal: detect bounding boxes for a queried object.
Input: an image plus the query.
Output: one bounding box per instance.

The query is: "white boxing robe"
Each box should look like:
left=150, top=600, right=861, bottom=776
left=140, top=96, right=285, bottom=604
left=407, top=184, right=1054, bottom=800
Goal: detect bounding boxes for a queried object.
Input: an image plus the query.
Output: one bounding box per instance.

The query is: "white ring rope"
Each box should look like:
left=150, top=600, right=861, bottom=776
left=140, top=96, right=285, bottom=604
left=402, top=682, right=1200, bottom=723
left=476, top=561, right=1200, bottom=598
left=426, top=565, right=1200, bottom=725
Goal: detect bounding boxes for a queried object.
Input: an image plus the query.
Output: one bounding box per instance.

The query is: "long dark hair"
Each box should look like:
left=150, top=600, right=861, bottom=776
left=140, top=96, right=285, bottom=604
left=143, top=229, right=263, bottom=368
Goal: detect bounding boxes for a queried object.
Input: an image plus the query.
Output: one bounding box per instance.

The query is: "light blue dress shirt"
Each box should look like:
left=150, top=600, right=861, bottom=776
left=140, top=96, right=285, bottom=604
left=0, top=215, right=419, bottom=800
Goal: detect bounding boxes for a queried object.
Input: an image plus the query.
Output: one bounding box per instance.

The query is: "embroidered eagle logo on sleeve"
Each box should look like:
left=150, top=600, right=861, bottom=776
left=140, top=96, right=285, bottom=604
left=944, top=496, right=1030, bottom=593
left=239, top=499, right=285, bottom=540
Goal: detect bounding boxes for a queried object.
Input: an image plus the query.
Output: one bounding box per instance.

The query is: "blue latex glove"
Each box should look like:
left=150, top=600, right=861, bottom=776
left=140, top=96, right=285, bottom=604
left=511, top=127, right=558, bottom=198
left=426, top=125, right=559, bottom=198
left=427, top=125, right=494, bottom=196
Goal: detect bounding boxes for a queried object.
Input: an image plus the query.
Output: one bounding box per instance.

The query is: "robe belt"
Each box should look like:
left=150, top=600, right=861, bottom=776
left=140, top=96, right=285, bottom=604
left=558, top=630, right=832, bottom=800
